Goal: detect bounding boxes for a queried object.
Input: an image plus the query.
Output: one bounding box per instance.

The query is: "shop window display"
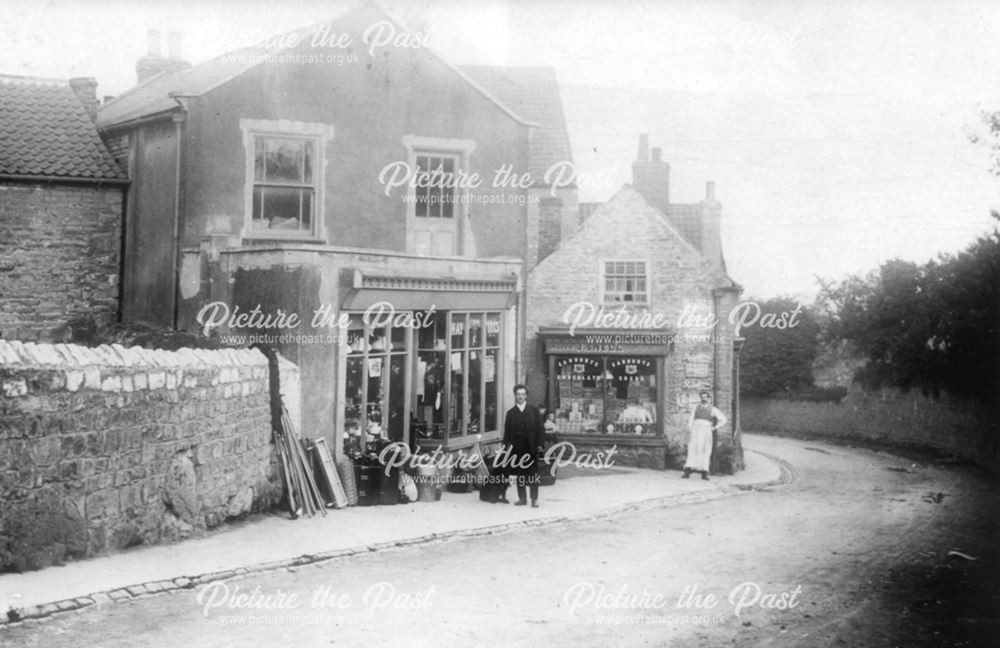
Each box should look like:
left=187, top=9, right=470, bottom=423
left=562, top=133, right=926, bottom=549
left=343, top=313, right=409, bottom=454
left=553, top=356, right=657, bottom=435
left=346, top=308, right=504, bottom=452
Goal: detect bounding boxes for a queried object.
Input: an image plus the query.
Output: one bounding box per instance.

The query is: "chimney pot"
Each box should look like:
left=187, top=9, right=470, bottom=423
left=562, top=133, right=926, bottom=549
left=651, top=147, right=662, bottom=162
left=706, top=181, right=716, bottom=200
left=168, top=32, right=183, bottom=59
left=637, top=133, right=649, bottom=162
left=147, top=29, right=162, bottom=57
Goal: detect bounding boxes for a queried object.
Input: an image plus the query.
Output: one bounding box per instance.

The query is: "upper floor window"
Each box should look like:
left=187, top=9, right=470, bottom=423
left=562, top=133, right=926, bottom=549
left=252, top=136, right=315, bottom=233
left=414, top=153, right=458, bottom=220
left=402, top=136, right=476, bottom=257
left=240, top=119, right=335, bottom=241
left=603, top=260, right=648, bottom=305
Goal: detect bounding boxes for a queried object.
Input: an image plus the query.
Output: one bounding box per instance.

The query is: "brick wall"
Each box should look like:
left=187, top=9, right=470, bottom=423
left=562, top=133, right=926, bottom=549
left=0, top=340, right=299, bottom=572
left=0, top=182, right=123, bottom=342
left=742, top=386, right=999, bottom=469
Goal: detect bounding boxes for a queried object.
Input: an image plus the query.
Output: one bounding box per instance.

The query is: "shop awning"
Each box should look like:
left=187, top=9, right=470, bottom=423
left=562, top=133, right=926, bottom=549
left=341, top=269, right=519, bottom=311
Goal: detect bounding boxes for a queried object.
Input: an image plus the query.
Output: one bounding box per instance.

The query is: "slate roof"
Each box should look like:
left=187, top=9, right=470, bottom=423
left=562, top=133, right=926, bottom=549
left=0, top=75, right=126, bottom=181
left=664, top=203, right=704, bottom=250
left=98, top=5, right=534, bottom=133
left=96, top=46, right=261, bottom=129
left=459, top=65, right=573, bottom=184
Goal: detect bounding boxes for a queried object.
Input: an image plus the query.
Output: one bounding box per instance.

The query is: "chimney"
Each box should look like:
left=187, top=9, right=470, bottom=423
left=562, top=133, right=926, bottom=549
left=147, top=29, right=162, bottom=57
left=68, top=77, right=99, bottom=122
left=700, top=181, right=724, bottom=270
left=168, top=31, right=183, bottom=59
left=136, top=29, right=191, bottom=85
left=632, top=134, right=670, bottom=212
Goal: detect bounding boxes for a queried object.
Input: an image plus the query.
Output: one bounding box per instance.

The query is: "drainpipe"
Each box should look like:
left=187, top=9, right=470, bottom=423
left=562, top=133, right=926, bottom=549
left=711, top=288, right=722, bottom=404
left=169, top=93, right=195, bottom=329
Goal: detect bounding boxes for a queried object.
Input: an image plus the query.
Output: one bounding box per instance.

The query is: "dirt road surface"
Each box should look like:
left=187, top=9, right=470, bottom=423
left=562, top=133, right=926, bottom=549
left=1, top=434, right=997, bottom=647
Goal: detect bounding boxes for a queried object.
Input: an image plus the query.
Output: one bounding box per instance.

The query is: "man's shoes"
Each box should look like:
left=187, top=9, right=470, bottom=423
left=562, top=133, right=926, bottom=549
left=531, top=501, right=539, bottom=508
left=498, top=496, right=509, bottom=503
left=681, top=470, right=691, bottom=479
left=514, top=500, right=527, bottom=506
left=701, top=473, right=710, bottom=481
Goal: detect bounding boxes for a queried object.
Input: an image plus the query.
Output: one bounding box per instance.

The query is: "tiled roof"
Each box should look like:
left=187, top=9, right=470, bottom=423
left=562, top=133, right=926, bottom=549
left=664, top=203, right=704, bottom=250
left=0, top=75, right=126, bottom=181
left=458, top=65, right=573, bottom=183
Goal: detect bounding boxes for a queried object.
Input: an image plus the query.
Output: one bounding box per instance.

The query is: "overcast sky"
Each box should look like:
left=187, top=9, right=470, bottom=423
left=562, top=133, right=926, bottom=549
left=3, top=0, right=999, bottom=299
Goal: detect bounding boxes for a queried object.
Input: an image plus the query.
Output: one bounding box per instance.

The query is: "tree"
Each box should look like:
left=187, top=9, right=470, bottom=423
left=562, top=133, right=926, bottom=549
left=969, top=110, right=1000, bottom=177
left=739, top=297, right=821, bottom=394
left=817, top=218, right=1000, bottom=403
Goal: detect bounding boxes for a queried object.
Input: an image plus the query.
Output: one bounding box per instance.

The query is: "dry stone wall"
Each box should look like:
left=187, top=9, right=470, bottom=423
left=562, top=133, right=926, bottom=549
left=0, top=341, right=299, bottom=572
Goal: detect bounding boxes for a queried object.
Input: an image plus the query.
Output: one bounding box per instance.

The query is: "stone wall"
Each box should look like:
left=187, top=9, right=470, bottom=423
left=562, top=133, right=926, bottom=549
left=742, top=386, right=999, bottom=469
left=0, top=183, right=123, bottom=342
left=0, top=340, right=299, bottom=572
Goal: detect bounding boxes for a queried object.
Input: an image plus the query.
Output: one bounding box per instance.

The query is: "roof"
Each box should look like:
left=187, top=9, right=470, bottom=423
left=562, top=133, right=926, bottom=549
left=664, top=203, right=704, bottom=250
left=96, top=48, right=260, bottom=129
left=570, top=185, right=738, bottom=288
left=459, top=65, right=573, bottom=183
left=98, top=4, right=535, bottom=133
left=0, top=75, right=126, bottom=181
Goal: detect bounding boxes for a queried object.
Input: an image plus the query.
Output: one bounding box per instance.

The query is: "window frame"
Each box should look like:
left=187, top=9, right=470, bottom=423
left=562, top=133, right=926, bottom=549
left=240, top=119, right=335, bottom=242
left=600, top=258, right=651, bottom=306
left=401, top=135, right=476, bottom=257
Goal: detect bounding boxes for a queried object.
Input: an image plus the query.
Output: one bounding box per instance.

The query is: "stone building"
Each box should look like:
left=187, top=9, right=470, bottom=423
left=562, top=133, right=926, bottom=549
left=0, top=75, right=127, bottom=342
left=525, top=136, right=744, bottom=473
left=95, top=4, right=572, bottom=459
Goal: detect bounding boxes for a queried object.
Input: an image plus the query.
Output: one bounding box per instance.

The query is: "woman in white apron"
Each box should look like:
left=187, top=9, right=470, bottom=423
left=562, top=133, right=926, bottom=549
left=683, top=391, right=727, bottom=480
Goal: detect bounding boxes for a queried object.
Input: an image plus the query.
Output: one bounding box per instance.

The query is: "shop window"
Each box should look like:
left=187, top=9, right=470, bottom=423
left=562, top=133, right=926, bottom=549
left=603, top=260, right=648, bottom=305
left=552, top=356, right=657, bottom=435
left=343, top=313, right=410, bottom=454
left=414, top=310, right=502, bottom=445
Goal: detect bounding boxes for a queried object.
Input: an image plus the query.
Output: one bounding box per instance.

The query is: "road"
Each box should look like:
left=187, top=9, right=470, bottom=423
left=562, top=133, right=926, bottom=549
left=1, top=435, right=997, bottom=647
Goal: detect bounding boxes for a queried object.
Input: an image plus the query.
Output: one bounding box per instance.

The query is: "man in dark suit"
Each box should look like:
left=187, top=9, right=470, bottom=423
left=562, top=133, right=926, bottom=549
left=503, top=384, right=545, bottom=508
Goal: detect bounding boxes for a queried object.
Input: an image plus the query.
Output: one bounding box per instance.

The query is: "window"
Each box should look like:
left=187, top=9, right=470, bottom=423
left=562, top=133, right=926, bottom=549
left=552, top=356, right=658, bottom=436
left=343, top=308, right=504, bottom=453
left=240, top=119, right=334, bottom=240
left=413, top=310, right=501, bottom=444
left=251, top=136, right=315, bottom=232
left=603, top=260, right=648, bottom=305
left=343, top=314, right=410, bottom=455
left=402, top=136, right=476, bottom=257
left=414, top=153, right=457, bottom=220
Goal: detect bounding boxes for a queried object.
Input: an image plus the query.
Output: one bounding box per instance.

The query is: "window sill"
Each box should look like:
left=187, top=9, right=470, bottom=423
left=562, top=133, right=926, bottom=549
left=554, top=433, right=666, bottom=446
left=242, top=236, right=328, bottom=245
left=416, top=430, right=500, bottom=451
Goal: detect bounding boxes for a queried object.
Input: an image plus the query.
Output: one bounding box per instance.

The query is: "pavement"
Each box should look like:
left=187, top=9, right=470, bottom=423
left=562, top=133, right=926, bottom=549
left=0, top=436, right=786, bottom=626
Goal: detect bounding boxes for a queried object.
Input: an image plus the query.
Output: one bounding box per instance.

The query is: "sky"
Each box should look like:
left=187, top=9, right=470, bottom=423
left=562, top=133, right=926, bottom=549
left=2, top=0, right=999, bottom=300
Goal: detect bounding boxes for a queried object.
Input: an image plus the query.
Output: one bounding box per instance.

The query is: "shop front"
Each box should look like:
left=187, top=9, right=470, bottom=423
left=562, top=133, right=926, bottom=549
left=339, top=270, right=518, bottom=456
left=537, top=327, right=676, bottom=469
